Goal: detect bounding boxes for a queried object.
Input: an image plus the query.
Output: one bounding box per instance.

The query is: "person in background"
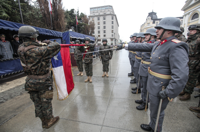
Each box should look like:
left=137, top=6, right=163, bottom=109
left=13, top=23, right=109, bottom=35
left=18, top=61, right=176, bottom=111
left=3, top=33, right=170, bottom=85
left=12, top=34, right=22, bottom=57
left=0, top=34, right=13, bottom=60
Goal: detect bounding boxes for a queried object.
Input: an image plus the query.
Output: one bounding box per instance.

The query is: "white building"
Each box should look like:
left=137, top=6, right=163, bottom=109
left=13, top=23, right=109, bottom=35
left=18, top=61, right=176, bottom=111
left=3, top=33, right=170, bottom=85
left=182, top=0, right=200, bottom=37
left=140, top=11, right=183, bottom=33
left=89, top=5, right=119, bottom=45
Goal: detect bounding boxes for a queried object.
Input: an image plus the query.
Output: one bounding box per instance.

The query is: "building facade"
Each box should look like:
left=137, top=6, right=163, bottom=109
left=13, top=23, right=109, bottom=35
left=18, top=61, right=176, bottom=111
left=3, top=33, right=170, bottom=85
left=89, top=5, right=119, bottom=45
left=182, top=0, right=200, bottom=37
left=140, top=11, right=183, bottom=33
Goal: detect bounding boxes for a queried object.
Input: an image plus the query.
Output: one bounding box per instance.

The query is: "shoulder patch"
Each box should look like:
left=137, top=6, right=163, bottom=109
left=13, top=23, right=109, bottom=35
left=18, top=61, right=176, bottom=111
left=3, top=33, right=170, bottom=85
left=171, top=39, right=181, bottom=44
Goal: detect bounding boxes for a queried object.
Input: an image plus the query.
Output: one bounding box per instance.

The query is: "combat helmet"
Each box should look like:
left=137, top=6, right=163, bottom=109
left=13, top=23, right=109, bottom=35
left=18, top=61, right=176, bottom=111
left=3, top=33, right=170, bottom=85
left=85, top=37, right=90, bottom=42
left=18, top=26, right=39, bottom=38
left=144, top=28, right=157, bottom=36
left=130, top=35, right=133, bottom=38
left=136, top=32, right=144, bottom=38
left=188, top=24, right=200, bottom=31
left=132, top=33, right=138, bottom=37
left=180, top=27, right=184, bottom=33
left=75, top=40, right=80, bottom=44
left=102, top=39, right=107, bottom=42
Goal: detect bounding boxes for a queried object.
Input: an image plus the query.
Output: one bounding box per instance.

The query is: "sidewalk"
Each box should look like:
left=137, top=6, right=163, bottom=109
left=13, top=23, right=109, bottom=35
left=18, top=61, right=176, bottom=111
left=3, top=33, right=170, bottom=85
left=0, top=50, right=200, bottom=132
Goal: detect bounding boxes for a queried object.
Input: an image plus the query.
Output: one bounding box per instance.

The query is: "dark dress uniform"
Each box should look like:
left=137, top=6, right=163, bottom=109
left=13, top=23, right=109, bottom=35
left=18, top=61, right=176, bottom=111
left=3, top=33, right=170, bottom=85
left=12, top=40, right=22, bottom=57
left=0, top=40, right=13, bottom=60
left=128, top=36, right=189, bottom=131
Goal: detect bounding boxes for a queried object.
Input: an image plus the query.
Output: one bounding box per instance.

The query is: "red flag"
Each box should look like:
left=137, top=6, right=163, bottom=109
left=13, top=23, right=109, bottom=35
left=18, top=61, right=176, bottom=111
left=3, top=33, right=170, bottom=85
left=48, top=0, right=52, bottom=14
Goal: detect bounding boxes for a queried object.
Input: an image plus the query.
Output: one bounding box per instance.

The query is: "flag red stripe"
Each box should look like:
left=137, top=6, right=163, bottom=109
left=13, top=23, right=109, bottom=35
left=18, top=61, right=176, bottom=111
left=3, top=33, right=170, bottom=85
left=60, top=44, right=85, bottom=47
left=60, top=47, right=74, bottom=94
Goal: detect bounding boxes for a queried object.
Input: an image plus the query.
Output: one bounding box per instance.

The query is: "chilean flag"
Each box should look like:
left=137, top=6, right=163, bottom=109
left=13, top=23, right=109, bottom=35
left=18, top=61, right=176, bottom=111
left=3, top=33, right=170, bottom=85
left=48, top=0, right=52, bottom=14
left=51, top=46, right=74, bottom=100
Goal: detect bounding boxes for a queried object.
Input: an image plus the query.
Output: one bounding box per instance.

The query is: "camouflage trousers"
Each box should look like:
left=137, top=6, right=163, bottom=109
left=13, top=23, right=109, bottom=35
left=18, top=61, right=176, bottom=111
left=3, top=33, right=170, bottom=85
left=184, top=69, right=199, bottom=94
left=85, top=62, right=93, bottom=76
left=76, top=60, right=83, bottom=72
left=102, top=60, right=109, bottom=72
left=29, top=90, right=53, bottom=119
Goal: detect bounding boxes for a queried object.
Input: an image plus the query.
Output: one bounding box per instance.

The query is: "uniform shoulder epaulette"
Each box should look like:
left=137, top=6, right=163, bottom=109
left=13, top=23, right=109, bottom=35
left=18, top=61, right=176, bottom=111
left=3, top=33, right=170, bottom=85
left=171, top=39, right=181, bottom=43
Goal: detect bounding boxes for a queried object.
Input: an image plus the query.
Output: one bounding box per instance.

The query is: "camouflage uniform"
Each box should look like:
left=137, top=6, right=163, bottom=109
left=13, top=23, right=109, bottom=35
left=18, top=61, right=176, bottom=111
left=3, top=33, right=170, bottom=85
left=175, top=34, right=187, bottom=42
left=183, top=33, right=200, bottom=94
left=99, top=44, right=113, bottom=72
left=18, top=40, right=60, bottom=120
left=84, top=44, right=95, bottom=76
left=74, top=46, right=84, bottom=72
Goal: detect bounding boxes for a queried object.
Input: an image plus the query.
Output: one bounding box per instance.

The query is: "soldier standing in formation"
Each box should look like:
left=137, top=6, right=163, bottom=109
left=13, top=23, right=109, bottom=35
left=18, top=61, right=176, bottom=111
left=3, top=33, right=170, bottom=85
left=135, top=28, right=157, bottom=110
left=131, top=33, right=144, bottom=94
left=175, top=27, right=187, bottom=42
left=99, top=39, right=113, bottom=77
left=121, top=17, right=189, bottom=132
left=74, top=40, right=84, bottom=76
left=0, top=34, right=13, bottom=60
left=84, top=37, right=95, bottom=83
left=128, top=35, right=134, bottom=77
left=129, top=33, right=138, bottom=84
left=179, top=24, right=200, bottom=101
left=18, top=26, right=61, bottom=129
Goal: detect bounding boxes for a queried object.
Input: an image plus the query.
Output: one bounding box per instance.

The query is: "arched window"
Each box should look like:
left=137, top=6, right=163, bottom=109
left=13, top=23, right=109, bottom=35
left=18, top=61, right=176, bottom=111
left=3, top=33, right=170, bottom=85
left=191, top=13, right=199, bottom=20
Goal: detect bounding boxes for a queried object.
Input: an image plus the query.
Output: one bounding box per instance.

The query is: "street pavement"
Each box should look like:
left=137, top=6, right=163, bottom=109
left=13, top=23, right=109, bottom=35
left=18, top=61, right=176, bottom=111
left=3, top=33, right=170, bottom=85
left=0, top=49, right=200, bottom=132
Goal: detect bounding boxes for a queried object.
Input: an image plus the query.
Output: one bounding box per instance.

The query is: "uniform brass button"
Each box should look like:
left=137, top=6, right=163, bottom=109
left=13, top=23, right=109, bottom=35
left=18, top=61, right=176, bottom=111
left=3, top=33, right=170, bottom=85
left=150, top=57, right=152, bottom=59
left=159, top=57, right=160, bottom=59
left=161, top=82, right=163, bottom=84
left=156, top=48, right=158, bottom=49
left=153, top=52, right=155, bottom=54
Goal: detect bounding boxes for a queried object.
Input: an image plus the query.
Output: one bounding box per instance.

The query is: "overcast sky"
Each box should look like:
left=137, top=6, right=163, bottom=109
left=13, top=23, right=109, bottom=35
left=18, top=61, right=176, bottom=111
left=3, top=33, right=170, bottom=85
left=62, top=0, right=186, bottom=42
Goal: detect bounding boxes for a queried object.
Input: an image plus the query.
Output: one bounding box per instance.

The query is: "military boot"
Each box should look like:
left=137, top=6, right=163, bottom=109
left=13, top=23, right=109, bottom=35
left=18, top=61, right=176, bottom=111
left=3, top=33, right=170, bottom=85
left=85, top=77, right=89, bottom=82
left=136, top=102, right=147, bottom=110
left=106, top=72, right=109, bottom=77
left=102, top=72, right=106, bottom=77
left=135, top=99, right=143, bottom=104
left=128, top=73, right=134, bottom=76
left=189, top=106, right=200, bottom=113
left=179, top=93, right=191, bottom=101
left=132, top=87, right=137, bottom=91
left=80, top=72, right=83, bottom=76
left=77, top=72, right=81, bottom=76
left=43, top=116, right=60, bottom=129
left=132, top=89, right=141, bottom=94
left=197, top=113, right=200, bottom=118
left=179, top=91, right=185, bottom=96
left=89, top=76, right=92, bottom=83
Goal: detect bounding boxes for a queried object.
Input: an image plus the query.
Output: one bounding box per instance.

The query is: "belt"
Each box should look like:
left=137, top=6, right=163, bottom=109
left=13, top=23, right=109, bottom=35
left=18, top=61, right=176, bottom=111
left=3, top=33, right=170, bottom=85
left=141, top=60, right=151, bottom=65
left=148, top=67, right=171, bottom=79
left=135, top=55, right=142, bottom=60
left=130, top=51, right=136, bottom=54
left=27, top=72, right=50, bottom=79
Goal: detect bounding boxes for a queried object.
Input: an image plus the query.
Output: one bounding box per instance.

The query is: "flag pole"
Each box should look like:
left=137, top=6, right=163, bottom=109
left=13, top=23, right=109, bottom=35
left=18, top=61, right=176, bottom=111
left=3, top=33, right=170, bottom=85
left=18, top=0, right=24, bottom=24
left=50, top=12, right=53, bottom=29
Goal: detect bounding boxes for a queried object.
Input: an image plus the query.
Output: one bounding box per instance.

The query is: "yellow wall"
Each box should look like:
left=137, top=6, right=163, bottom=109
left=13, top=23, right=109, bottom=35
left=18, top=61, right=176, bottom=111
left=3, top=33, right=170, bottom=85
left=185, top=2, right=200, bottom=13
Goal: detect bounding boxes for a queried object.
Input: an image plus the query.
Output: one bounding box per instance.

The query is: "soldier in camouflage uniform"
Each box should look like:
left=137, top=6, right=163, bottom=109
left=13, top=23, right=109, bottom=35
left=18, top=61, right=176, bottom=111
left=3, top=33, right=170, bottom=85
left=99, top=39, right=113, bottom=77
left=179, top=24, right=200, bottom=101
left=175, top=27, right=187, bottom=42
left=84, top=37, right=95, bottom=83
left=17, top=26, right=61, bottom=129
left=74, top=40, right=84, bottom=76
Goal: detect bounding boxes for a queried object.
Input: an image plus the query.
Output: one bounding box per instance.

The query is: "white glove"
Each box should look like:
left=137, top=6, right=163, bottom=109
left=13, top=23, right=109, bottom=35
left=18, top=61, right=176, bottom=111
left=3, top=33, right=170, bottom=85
left=125, top=44, right=128, bottom=50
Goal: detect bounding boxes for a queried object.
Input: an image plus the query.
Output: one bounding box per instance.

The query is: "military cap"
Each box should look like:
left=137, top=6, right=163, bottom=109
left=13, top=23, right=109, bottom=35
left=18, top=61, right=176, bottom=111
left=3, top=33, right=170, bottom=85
left=188, top=24, right=200, bottom=31
left=0, top=34, right=5, bottom=38
left=13, top=34, right=19, bottom=38
left=75, top=40, right=80, bottom=43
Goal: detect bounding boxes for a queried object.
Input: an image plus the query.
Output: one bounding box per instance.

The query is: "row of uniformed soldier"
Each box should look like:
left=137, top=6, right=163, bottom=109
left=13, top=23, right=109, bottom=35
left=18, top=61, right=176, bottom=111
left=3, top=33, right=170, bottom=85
left=118, top=17, right=199, bottom=132
left=74, top=38, right=113, bottom=82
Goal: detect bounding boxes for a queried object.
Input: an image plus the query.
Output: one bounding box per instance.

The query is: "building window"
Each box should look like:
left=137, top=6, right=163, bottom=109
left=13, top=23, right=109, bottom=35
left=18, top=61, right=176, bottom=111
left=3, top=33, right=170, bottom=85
left=104, top=30, right=106, bottom=33
left=92, top=18, right=94, bottom=21
left=103, top=16, right=106, bottom=20
left=98, top=39, right=101, bottom=41
left=112, top=21, right=114, bottom=24
left=103, top=21, right=106, bottom=24
left=191, top=13, right=199, bottom=20
left=156, top=22, right=158, bottom=26
left=147, top=23, right=150, bottom=26
left=112, top=16, right=114, bottom=20
left=98, top=35, right=100, bottom=37
left=104, top=26, right=106, bottom=29
left=112, top=26, right=114, bottom=29
left=112, top=30, right=113, bottom=33
left=104, top=35, right=106, bottom=37
left=111, top=39, right=113, bottom=41
left=98, top=31, right=100, bottom=34
left=112, top=34, right=113, bottom=37
left=98, top=22, right=100, bottom=25
left=98, top=26, right=100, bottom=29
left=98, top=17, right=100, bottom=20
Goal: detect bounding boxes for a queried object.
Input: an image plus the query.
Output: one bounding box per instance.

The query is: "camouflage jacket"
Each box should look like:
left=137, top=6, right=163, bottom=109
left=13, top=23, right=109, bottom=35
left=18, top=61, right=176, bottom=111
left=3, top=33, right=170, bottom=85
left=74, top=46, right=84, bottom=60
left=84, top=43, right=95, bottom=63
left=186, top=33, right=200, bottom=71
left=99, top=44, right=113, bottom=61
left=18, top=40, right=61, bottom=91
left=176, top=34, right=187, bottom=42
